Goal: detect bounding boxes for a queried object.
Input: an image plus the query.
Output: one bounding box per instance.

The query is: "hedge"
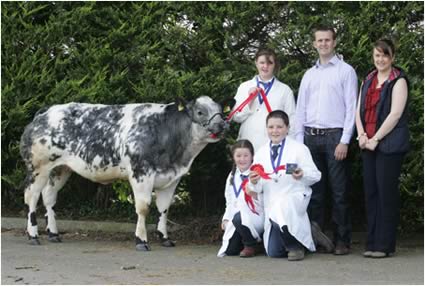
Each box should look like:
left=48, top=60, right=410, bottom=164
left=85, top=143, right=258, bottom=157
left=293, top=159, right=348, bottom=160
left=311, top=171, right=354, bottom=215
left=1, top=1, right=423, bottom=232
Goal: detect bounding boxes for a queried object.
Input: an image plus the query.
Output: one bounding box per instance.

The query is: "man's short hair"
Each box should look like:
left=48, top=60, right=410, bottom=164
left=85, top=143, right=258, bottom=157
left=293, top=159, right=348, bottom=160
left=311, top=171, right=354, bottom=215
left=313, top=24, right=337, bottom=40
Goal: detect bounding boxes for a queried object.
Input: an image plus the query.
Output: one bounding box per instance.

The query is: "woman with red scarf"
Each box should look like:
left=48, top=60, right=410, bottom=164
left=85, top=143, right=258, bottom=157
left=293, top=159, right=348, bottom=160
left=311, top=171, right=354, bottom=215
left=355, top=39, right=410, bottom=258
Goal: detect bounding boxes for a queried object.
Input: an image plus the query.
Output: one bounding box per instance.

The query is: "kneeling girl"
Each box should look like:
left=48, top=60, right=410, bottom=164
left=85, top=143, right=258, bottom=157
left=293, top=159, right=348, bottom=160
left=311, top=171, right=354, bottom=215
left=218, top=140, right=265, bottom=257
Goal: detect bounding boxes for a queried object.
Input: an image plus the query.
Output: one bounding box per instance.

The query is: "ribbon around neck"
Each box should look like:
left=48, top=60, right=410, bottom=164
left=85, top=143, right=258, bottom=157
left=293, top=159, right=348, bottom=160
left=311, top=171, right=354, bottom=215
left=256, top=77, right=275, bottom=104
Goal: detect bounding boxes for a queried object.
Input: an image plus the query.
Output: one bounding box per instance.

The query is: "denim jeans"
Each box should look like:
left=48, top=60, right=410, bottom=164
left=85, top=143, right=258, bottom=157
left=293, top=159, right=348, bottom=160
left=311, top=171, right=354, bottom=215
left=267, top=220, right=302, bottom=258
left=304, top=129, right=351, bottom=245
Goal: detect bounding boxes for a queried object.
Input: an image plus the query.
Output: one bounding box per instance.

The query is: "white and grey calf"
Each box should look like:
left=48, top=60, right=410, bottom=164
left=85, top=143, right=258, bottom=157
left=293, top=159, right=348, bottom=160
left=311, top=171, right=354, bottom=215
left=20, top=96, right=230, bottom=250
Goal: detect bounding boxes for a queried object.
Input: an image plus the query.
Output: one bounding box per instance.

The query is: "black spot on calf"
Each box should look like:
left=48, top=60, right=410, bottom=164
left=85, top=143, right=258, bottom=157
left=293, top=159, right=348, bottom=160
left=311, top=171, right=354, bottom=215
left=30, top=212, right=37, bottom=226
left=49, top=153, right=61, bottom=161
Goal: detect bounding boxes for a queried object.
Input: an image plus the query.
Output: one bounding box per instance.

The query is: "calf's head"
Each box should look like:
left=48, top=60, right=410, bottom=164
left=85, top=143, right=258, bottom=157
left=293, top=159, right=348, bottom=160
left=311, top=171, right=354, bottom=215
left=178, top=96, right=234, bottom=142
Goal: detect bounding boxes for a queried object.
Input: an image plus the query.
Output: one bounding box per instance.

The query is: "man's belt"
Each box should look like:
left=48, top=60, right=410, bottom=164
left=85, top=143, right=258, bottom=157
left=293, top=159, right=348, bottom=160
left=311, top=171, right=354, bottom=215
left=305, top=127, right=342, bottom=136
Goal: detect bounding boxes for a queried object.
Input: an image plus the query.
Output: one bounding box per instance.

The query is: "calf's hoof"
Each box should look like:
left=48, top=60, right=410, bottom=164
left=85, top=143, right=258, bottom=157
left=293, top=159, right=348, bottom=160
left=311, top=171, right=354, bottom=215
left=48, top=232, right=62, bottom=243
left=135, top=236, right=151, bottom=251
left=161, top=239, right=176, bottom=247
left=136, top=242, right=151, bottom=251
left=28, top=236, right=41, bottom=245
left=156, top=231, right=176, bottom=247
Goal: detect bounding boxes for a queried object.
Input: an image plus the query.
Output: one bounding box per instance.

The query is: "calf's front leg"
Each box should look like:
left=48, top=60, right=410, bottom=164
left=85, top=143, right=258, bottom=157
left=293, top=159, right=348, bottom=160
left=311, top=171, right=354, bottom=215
left=155, top=181, right=180, bottom=247
left=130, top=177, right=153, bottom=251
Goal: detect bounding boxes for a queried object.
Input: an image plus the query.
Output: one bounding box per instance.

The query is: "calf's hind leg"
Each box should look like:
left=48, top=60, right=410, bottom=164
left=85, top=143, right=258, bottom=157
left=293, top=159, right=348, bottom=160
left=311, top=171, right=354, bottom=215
left=24, top=170, right=49, bottom=245
left=42, top=166, right=72, bottom=242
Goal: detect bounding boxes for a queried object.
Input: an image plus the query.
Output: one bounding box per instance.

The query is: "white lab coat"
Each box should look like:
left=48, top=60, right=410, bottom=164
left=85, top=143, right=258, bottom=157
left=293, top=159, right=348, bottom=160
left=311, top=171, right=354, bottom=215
left=249, top=137, right=321, bottom=254
left=217, top=168, right=264, bottom=257
left=232, top=76, right=296, bottom=151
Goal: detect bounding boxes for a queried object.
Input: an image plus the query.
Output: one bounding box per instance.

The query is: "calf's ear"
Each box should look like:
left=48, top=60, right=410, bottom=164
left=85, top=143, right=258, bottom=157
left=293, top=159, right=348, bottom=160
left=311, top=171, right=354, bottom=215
left=175, top=97, right=188, bottom=112
left=221, top=98, right=236, bottom=113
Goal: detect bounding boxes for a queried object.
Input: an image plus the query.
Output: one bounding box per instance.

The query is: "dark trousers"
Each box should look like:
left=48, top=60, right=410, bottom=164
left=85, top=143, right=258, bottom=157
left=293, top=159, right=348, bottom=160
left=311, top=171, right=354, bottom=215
left=225, top=212, right=257, bottom=255
left=304, top=130, right=351, bottom=245
left=362, top=150, right=404, bottom=253
left=267, top=220, right=302, bottom=258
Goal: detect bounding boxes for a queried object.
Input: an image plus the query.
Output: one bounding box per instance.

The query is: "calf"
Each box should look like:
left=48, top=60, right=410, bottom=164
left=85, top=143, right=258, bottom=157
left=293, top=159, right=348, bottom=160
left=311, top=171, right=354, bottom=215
left=20, top=96, right=230, bottom=250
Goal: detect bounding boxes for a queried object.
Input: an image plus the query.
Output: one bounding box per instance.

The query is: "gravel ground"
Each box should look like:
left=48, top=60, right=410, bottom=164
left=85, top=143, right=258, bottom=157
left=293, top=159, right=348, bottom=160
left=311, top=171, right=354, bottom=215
left=1, top=219, right=423, bottom=285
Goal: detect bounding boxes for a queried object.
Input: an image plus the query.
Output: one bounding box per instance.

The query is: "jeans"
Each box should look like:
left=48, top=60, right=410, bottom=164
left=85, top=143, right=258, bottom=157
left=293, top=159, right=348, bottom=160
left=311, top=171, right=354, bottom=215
left=267, top=220, right=302, bottom=258
left=304, top=129, right=351, bottom=245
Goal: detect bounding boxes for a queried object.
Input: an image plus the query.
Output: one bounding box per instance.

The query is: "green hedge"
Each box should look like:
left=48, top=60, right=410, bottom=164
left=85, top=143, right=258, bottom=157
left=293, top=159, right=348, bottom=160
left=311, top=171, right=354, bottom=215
left=2, top=2, right=423, bottom=232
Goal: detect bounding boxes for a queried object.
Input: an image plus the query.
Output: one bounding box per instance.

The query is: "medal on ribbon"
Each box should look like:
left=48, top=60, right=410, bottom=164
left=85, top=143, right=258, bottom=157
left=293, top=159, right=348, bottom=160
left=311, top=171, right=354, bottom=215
left=232, top=174, right=247, bottom=198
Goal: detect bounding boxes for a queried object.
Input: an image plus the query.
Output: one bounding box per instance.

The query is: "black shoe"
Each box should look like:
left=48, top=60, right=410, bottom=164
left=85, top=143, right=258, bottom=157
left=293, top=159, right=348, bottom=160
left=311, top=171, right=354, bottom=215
left=254, top=243, right=265, bottom=255
left=334, top=242, right=350, bottom=255
left=316, top=245, right=332, bottom=254
left=311, top=221, right=334, bottom=253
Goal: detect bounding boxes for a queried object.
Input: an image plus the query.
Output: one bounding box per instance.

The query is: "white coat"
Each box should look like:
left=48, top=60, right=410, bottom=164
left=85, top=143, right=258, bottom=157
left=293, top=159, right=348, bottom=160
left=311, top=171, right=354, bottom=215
left=249, top=137, right=321, bottom=254
left=217, top=168, right=264, bottom=257
left=232, top=76, right=296, bottom=151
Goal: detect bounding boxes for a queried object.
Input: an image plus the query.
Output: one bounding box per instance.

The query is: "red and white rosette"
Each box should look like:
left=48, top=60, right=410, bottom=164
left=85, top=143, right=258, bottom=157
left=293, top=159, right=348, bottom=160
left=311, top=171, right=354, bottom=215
left=241, top=164, right=286, bottom=215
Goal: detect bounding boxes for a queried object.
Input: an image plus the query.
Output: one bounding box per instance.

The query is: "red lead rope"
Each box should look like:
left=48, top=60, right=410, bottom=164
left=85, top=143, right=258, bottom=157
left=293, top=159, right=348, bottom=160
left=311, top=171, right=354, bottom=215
left=209, top=87, right=272, bottom=138
left=226, top=87, right=272, bottom=122
left=222, top=88, right=274, bottom=213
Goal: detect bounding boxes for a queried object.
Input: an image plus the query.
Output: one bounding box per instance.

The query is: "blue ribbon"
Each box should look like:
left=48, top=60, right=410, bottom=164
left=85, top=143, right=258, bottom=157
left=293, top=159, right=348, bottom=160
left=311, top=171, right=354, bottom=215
left=232, top=174, right=248, bottom=198
left=269, top=139, right=286, bottom=174
left=256, top=77, right=275, bottom=104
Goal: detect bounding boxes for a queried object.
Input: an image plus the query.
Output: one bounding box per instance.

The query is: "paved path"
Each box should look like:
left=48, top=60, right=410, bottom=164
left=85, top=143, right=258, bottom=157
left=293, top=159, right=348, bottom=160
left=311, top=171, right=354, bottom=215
left=1, top=217, right=423, bottom=284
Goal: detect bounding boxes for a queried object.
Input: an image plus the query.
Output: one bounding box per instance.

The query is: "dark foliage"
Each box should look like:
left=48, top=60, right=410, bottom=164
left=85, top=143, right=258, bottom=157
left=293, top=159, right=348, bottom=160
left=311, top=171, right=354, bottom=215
left=2, top=2, right=423, bottom=232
